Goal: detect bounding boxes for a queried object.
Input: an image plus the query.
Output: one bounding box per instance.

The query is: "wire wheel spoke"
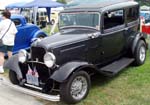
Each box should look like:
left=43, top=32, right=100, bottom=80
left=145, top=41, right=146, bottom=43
left=70, top=76, right=88, bottom=100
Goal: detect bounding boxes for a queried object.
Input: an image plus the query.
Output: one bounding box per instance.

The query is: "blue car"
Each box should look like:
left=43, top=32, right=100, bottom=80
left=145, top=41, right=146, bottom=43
left=10, top=14, right=47, bottom=54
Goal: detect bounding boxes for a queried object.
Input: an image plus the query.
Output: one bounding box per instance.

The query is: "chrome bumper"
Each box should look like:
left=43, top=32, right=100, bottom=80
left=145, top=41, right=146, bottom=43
left=0, top=78, right=60, bottom=102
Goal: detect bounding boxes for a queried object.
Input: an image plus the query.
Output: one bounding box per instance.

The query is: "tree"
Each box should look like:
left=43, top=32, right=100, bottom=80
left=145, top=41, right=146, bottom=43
left=57, top=0, right=66, bottom=4
left=135, top=0, right=150, bottom=6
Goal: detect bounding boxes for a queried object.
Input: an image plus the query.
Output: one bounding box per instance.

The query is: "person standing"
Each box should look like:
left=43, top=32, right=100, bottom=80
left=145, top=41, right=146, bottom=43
left=0, top=10, right=17, bottom=73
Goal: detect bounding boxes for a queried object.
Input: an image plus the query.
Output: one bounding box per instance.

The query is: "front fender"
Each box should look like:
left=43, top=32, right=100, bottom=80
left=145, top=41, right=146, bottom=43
left=4, top=54, right=22, bottom=78
left=51, top=61, right=93, bottom=83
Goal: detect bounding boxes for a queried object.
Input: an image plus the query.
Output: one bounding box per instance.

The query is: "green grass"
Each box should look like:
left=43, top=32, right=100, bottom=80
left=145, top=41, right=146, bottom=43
left=42, top=25, right=59, bottom=35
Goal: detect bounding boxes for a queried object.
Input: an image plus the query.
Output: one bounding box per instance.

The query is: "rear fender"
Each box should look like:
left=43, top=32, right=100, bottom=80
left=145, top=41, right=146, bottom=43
left=30, top=30, right=47, bottom=43
left=51, top=61, right=95, bottom=83
left=132, top=32, right=147, bottom=54
left=33, top=30, right=47, bottom=38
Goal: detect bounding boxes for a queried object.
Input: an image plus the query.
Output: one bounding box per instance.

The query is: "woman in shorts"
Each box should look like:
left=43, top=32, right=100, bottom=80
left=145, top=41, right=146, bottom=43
left=0, top=10, right=17, bottom=73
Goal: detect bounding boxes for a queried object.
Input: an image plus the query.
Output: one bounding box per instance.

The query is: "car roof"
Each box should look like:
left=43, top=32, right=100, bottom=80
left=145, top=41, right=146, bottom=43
left=11, top=14, right=25, bottom=19
left=63, top=1, right=138, bottom=13
left=11, top=14, right=27, bottom=25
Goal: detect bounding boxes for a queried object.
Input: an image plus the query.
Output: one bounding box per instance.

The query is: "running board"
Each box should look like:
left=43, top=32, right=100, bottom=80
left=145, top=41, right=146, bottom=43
left=0, top=78, right=60, bottom=102
left=100, top=58, right=134, bottom=76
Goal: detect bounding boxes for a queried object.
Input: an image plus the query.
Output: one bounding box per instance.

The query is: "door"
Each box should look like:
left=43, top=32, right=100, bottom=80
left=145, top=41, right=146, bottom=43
left=101, top=9, right=126, bottom=62
left=86, top=33, right=103, bottom=64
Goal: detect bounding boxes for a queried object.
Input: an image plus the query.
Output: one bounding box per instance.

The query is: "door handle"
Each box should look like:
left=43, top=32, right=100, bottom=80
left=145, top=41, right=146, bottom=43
left=88, top=32, right=100, bottom=39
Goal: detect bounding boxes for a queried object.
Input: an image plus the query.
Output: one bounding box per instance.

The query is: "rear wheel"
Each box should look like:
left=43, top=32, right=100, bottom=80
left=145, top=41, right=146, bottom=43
left=134, top=40, right=146, bottom=66
left=9, top=70, right=19, bottom=85
left=60, top=71, right=91, bottom=104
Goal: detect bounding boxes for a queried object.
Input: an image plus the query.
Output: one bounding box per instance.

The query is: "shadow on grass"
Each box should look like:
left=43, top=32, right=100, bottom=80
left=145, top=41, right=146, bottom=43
left=90, top=68, right=128, bottom=88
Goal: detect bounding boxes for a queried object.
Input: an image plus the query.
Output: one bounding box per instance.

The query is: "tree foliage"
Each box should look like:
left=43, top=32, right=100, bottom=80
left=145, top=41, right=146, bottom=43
left=135, top=0, right=150, bottom=6
left=57, top=0, right=66, bottom=4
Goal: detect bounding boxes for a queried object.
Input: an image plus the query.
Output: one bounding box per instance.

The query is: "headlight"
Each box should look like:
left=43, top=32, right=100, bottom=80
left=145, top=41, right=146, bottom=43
left=44, top=52, right=56, bottom=68
left=18, top=49, right=28, bottom=63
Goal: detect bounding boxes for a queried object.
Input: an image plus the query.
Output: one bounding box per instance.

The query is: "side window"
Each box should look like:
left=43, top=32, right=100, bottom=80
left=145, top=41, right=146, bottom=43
left=104, top=9, right=124, bottom=29
left=12, top=19, right=21, bottom=26
left=126, top=6, right=139, bottom=23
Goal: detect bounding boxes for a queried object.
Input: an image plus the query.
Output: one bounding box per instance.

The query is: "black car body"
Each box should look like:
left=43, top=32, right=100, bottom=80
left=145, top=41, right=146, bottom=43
left=5, top=0, right=147, bottom=104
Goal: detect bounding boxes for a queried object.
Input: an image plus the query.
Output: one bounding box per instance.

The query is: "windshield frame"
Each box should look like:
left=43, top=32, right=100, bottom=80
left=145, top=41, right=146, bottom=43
left=59, top=12, right=100, bottom=30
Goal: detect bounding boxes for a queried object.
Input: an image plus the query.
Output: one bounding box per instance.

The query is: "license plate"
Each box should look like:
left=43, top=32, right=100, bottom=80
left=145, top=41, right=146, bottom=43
left=26, top=66, right=39, bottom=86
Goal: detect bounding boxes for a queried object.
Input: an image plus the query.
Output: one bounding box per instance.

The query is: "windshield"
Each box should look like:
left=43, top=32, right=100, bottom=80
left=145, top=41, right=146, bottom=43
left=59, top=12, right=100, bottom=30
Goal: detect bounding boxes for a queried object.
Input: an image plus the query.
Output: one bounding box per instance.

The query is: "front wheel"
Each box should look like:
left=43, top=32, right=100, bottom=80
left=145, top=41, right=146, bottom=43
left=134, top=40, right=146, bottom=66
left=60, top=71, right=91, bottom=104
left=9, top=70, right=19, bottom=85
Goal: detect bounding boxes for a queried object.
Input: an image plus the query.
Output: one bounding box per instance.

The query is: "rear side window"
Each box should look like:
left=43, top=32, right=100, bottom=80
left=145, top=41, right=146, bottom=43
left=126, top=6, right=139, bottom=23
left=103, top=9, right=124, bottom=29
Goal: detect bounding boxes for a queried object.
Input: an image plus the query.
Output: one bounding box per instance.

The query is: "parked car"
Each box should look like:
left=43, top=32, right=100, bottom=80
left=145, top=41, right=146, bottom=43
left=11, top=14, right=47, bottom=54
left=5, top=0, right=147, bottom=104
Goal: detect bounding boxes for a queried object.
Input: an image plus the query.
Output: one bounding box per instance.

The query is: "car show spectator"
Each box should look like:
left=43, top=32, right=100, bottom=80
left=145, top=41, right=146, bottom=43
left=0, top=10, right=17, bottom=73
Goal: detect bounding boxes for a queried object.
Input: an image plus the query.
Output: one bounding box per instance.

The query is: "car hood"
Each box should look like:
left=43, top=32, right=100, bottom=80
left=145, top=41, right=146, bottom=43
left=33, top=33, right=88, bottom=50
left=32, top=29, right=98, bottom=50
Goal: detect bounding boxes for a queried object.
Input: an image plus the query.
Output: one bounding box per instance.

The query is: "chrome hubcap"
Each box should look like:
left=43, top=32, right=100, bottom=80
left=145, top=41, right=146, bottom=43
left=70, top=76, right=88, bottom=100
left=139, top=46, right=145, bottom=62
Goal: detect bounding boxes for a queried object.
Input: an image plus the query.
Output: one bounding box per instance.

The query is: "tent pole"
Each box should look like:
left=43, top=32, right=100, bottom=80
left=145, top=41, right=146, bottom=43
left=50, top=16, right=58, bottom=35
left=33, top=6, right=38, bottom=25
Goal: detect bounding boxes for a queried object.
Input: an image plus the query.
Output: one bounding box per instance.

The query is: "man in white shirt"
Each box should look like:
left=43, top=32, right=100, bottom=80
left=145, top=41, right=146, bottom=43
left=0, top=10, right=17, bottom=73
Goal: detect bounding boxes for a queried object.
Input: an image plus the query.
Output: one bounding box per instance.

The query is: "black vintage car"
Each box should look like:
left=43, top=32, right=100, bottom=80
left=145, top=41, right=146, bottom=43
left=5, top=0, right=147, bottom=104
